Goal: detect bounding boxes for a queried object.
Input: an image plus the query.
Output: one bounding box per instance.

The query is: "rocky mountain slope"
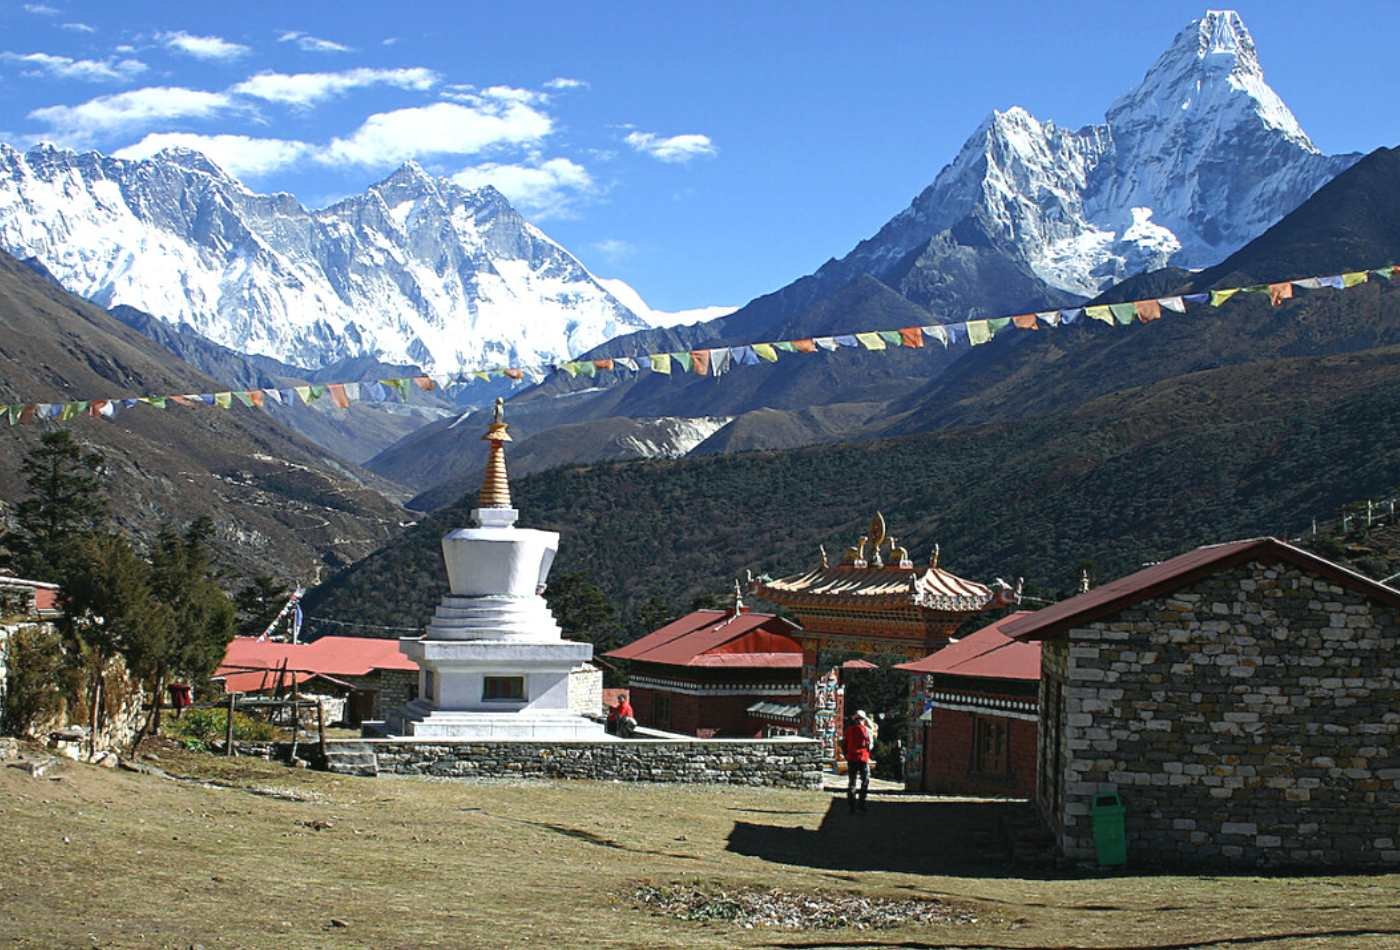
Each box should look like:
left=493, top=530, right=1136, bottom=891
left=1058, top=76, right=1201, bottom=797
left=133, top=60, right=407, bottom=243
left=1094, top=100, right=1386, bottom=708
left=0, top=250, right=407, bottom=583
left=0, top=146, right=648, bottom=373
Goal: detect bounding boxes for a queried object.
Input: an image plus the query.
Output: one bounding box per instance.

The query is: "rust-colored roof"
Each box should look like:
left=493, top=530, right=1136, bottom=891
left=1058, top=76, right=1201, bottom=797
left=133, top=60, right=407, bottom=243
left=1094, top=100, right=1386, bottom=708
left=604, top=609, right=801, bottom=667
left=217, top=635, right=417, bottom=683
left=216, top=669, right=357, bottom=695
left=753, top=563, right=994, bottom=613
left=1005, top=537, right=1400, bottom=642
left=896, top=612, right=1040, bottom=680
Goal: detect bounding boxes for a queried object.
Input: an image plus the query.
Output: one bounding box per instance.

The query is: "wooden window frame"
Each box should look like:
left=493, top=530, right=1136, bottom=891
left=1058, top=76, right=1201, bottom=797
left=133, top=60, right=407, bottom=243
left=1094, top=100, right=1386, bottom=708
left=482, top=675, right=526, bottom=703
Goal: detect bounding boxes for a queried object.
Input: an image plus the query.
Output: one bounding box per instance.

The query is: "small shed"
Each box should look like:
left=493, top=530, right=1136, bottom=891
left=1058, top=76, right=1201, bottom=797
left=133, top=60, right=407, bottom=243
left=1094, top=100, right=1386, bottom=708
left=896, top=611, right=1041, bottom=796
left=1006, top=537, right=1400, bottom=868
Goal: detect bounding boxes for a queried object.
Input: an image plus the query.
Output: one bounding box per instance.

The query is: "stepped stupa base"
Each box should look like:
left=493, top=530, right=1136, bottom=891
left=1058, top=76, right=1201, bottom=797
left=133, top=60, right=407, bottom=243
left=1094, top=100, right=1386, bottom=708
left=386, top=700, right=607, bottom=740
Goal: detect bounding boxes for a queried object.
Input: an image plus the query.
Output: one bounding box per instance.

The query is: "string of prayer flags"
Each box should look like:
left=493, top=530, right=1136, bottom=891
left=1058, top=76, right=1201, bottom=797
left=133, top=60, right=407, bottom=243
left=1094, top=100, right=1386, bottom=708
left=8, top=259, right=1398, bottom=426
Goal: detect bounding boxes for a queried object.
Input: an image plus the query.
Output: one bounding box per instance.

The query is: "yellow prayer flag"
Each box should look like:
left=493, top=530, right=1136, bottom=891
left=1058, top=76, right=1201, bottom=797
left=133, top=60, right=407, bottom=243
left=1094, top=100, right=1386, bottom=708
left=214, top=391, right=233, bottom=409
left=854, top=331, right=886, bottom=350
left=1085, top=305, right=1114, bottom=325
left=966, top=320, right=992, bottom=346
left=1210, top=289, right=1240, bottom=307
left=1342, top=271, right=1368, bottom=288
left=649, top=353, right=672, bottom=374
left=751, top=343, right=779, bottom=362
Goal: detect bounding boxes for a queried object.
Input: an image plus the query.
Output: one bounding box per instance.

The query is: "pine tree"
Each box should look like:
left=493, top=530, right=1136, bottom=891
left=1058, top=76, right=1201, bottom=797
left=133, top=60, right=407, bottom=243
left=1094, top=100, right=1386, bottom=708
left=545, top=572, right=622, bottom=651
left=234, top=575, right=290, bottom=635
left=4, top=430, right=107, bottom=582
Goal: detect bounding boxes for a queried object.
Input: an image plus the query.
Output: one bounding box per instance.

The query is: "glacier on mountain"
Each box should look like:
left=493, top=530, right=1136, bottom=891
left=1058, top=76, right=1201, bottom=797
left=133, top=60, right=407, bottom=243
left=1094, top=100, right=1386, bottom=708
left=823, top=10, right=1358, bottom=298
left=0, top=145, right=650, bottom=372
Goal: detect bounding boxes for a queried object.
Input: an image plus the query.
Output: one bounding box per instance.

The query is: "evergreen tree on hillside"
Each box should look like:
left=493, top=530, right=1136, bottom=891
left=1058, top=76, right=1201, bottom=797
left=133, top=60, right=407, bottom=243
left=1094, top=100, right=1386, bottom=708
left=234, top=574, right=290, bottom=635
left=545, top=572, right=622, bottom=652
left=135, top=517, right=236, bottom=741
left=3, top=430, right=106, bottom=582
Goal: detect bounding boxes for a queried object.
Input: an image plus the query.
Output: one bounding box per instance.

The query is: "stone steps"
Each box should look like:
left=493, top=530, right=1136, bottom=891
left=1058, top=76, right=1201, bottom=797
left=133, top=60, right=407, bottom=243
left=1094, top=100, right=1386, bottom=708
left=323, top=743, right=379, bottom=777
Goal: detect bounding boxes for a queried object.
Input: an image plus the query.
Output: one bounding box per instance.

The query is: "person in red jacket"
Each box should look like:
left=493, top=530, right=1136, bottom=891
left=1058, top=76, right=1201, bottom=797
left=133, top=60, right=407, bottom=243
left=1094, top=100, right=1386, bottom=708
left=611, top=694, right=636, bottom=738
left=843, top=711, right=873, bottom=813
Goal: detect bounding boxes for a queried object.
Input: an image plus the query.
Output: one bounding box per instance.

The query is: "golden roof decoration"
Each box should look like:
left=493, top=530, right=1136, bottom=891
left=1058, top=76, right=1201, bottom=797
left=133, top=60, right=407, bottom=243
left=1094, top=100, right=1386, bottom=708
left=477, top=397, right=513, bottom=509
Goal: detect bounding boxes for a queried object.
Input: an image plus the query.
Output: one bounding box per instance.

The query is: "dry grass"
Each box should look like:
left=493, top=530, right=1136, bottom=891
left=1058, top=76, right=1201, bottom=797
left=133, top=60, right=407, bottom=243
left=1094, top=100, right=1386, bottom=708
left=2, top=746, right=1399, bottom=949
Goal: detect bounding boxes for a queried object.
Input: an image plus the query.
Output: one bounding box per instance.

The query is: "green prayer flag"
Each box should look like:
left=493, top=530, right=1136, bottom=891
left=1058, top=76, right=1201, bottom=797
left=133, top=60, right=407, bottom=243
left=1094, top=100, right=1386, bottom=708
left=140, top=396, right=166, bottom=409
left=308, top=385, right=325, bottom=401
left=1210, top=289, right=1240, bottom=307
left=234, top=391, right=255, bottom=408
left=1109, top=302, right=1137, bottom=325
left=854, top=331, right=886, bottom=350
left=987, top=317, right=1012, bottom=335
left=672, top=352, right=693, bottom=373
left=60, top=401, right=87, bottom=421
left=966, top=320, right=992, bottom=346
left=382, top=378, right=408, bottom=396
left=774, top=341, right=798, bottom=353
left=877, top=330, right=903, bottom=347
left=1085, top=305, right=1114, bottom=325
left=576, top=360, right=596, bottom=378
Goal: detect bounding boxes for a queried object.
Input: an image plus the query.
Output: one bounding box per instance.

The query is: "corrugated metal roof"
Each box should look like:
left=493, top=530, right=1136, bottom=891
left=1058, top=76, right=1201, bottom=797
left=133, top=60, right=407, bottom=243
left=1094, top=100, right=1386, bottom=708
left=746, top=701, right=802, bottom=721
left=1004, top=537, right=1400, bottom=642
left=896, top=612, right=1040, bottom=680
left=217, top=635, right=417, bottom=683
left=687, top=652, right=803, bottom=668
left=604, top=609, right=801, bottom=667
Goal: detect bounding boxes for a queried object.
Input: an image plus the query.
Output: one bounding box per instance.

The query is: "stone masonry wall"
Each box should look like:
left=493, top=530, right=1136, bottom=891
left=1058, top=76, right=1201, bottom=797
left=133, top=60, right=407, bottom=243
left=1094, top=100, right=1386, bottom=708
left=1052, top=559, right=1400, bottom=868
left=328, top=736, right=824, bottom=788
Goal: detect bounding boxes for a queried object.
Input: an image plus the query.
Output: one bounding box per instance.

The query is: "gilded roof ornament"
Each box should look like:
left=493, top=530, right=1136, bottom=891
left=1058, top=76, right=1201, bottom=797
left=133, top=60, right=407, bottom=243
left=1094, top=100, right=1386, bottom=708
left=818, top=544, right=829, bottom=569
left=477, top=397, right=513, bottom=509
left=868, top=511, right=887, bottom=549
left=930, top=543, right=941, bottom=570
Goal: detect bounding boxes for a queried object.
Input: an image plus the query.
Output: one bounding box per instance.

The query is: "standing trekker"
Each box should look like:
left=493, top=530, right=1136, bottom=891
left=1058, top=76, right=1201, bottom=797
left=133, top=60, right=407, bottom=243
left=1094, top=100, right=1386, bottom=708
left=843, top=711, right=872, bottom=813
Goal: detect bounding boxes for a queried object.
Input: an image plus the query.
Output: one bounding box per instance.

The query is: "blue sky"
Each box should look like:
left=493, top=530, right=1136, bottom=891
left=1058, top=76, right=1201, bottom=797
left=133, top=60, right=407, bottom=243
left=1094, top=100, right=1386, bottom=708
left=0, top=1, right=1393, bottom=313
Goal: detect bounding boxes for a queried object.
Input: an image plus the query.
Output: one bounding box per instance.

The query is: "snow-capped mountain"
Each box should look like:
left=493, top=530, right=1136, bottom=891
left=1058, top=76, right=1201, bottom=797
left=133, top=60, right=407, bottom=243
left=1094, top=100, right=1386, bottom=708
left=0, top=144, right=650, bottom=372
left=593, top=277, right=737, bottom=327
left=821, top=10, right=1358, bottom=298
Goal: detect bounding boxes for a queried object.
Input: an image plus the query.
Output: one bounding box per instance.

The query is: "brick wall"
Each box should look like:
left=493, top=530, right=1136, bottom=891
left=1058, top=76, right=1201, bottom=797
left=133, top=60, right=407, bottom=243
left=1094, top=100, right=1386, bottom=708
left=1043, top=560, right=1400, bottom=868
left=631, top=685, right=782, bottom=738
left=923, top=710, right=1037, bottom=798
left=327, top=735, right=824, bottom=787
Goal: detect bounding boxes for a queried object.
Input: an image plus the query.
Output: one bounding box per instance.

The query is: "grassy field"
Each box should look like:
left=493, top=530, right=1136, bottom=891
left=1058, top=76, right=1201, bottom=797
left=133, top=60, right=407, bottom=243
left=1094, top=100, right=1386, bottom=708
left=3, top=747, right=1399, bottom=949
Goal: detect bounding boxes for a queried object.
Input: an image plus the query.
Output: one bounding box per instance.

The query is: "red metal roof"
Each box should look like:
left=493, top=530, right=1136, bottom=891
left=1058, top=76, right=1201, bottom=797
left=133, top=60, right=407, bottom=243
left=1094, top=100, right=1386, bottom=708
left=1004, top=537, right=1400, bottom=642
left=216, top=669, right=357, bottom=695
left=895, top=612, right=1040, bottom=680
left=604, top=609, right=802, bottom=667
left=217, top=635, right=417, bottom=686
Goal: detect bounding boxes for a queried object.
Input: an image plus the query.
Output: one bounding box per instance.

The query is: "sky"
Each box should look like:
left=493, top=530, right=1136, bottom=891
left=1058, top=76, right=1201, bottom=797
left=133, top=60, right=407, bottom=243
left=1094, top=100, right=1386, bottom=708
left=0, top=1, right=1395, bottom=313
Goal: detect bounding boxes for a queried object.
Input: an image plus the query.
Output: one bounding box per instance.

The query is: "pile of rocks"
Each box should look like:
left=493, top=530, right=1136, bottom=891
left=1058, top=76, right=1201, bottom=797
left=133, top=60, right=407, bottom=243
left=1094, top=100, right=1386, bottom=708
left=630, top=884, right=979, bottom=931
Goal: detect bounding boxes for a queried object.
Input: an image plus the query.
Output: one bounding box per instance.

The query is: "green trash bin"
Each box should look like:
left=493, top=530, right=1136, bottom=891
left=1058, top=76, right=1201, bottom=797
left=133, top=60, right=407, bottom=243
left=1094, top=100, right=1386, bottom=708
left=1090, top=792, right=1127, bottom=867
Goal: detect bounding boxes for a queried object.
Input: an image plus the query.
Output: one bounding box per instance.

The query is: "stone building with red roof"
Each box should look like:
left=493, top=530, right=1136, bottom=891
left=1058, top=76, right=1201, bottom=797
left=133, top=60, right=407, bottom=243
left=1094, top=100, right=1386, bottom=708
left=215, top=636, right=420, bottom=726
left=604, top=600, right=805, bottom=738
left=896, top=612, right=1041, bottom=796
left=1007, top=537, right=1400, bottom=869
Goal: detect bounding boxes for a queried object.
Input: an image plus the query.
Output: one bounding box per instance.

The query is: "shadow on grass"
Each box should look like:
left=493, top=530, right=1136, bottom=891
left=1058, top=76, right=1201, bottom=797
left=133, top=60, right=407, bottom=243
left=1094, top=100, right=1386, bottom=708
left=727, top=797, right=1027, bottom=879
left=758, top=928, right=1400, bottom=950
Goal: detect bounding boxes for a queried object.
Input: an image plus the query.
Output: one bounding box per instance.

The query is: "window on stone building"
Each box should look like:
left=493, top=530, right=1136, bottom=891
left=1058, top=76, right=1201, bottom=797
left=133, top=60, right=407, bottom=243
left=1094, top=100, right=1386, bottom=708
left=973, top=716, right=1010, bottom=775
left=483, top=676, right=526, bottom=702
left=654, top=693, right=672, bottom=729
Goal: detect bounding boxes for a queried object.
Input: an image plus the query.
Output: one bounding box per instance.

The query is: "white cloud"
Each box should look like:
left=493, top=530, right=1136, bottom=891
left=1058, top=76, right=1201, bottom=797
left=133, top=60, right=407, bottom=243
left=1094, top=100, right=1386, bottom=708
left=23, top=4, right=58, bottom=15
left=61, top=22, right=96, bottom=33
left=452, top=157, right=593, bottom=219
left=232, top=67, right=437, bottom=107
left=590, top=238, right=634, bottom=262
left=381, top=37, right=399, bottom=47
left=29, top=86, right=239, bottom=142
left=624, top=130, right=717, bottom=163
left=158, top=31, right=251, bottom=62
left=323, top=99, right=551, bottom=167
left=114, top=132, right=312, bottom=178
left=543, top=77, right=587, bottom=91
left=1, top=51, right=146, bottom=83
left=278, top=31, right=353, bottom=54
left=440, top=84, right=544, bottom=106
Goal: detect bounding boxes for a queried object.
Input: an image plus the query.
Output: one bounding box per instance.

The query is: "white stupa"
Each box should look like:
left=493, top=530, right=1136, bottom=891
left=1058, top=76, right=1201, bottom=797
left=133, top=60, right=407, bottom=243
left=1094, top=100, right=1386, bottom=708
left=386, top=398, right=604, bottom=739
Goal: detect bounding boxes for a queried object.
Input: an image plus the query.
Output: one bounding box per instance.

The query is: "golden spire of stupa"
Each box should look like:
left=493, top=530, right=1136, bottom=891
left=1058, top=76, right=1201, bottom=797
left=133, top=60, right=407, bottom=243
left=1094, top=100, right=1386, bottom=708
left=477, top=397, right=513, bottom=509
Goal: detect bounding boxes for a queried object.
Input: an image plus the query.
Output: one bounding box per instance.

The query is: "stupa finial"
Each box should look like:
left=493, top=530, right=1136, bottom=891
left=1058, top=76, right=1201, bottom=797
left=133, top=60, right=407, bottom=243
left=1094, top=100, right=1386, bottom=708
left=477, top=397, right=513, bottom=510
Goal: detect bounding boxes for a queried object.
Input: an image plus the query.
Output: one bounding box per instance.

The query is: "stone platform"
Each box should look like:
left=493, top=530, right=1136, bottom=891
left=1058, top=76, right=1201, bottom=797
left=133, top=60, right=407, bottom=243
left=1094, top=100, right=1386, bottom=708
left=319, top=735, right=824, bottom=788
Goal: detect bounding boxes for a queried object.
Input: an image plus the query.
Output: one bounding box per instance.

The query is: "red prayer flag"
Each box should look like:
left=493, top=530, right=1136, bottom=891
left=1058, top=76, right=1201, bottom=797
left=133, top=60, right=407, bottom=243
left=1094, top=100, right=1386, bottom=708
left=327, top=383, right=351, bottom=409
left=248, top=390, right=265, bottom=408
left=689, top=349, right=710, bottom=375
left=593, top=358, right=614, bottom=371
left=1011, top=314, right=1038, bottom=330
left=792, top=339, right=817, bottom=353
left=1134, top=299, right=1162, bottom=323
left=170, top=395, right=197, bottom=407
left=19, top=405, right=36, bottom=424
left=899, top=326, right=924, bottom=348
left=504, top=368, right=524, bottom=380
left=1268, top=282, right=1293, bottom=307
left=87, top=399, right=108, bottom=417
left=413, top=376, right=435, bottom=391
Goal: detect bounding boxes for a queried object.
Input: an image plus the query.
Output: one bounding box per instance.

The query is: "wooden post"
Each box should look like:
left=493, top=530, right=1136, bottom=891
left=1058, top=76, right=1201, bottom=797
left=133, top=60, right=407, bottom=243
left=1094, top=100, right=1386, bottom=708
left=317, top=701, right=327, bottom=761
left=225, top=692, right=236, bottom=756
left=289, top=696, right=299, bottom=763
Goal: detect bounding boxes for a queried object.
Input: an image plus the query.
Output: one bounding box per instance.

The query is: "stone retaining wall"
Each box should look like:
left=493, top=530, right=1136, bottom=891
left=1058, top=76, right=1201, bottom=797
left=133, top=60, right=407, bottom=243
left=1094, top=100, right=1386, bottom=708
left=323, top=736, right=824, bottom=788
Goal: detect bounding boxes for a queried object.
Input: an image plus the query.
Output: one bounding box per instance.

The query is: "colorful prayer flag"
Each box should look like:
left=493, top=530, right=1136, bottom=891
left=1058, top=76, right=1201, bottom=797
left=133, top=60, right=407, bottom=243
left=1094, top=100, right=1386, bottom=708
left=987, top=317, right=1011, bottom=335
left=233, top=391, right=255, bottom=408
left=1011, top=314, right=1038, bottom=330
left=1268, top=282, right=1293, bottom=306
left=966, top=320, right=992, bottom=346
left=794, top=339, right=819, bottom=352
left=1209, top=289, right=1240, bottom=307
left=650, top=353, right=672, bottom=374
left=752, top=343, right=779, bottom=362
left=925, top=325, right=950, bottom=347
left=1085, top=305, right=1113, bottom=325
left=1108, top=302, right=1136, bottom=325
left=1159, top=297, right=1186, bottom=313
left=1342, top=271, right=1368, bottom=288
left=814, top=337, right=838, bottom=351
left=504, top=368, right=524, bottom=381
left=1037, top=311, right=1061, bottom=327
left=1317, top=275, right=1345, bottom=290
left=1134, top=299, right=1161, bottom=323
left=214, top=392, right=233, bottom=409
left=877, top=330, right=903, bottom=347
left=413, top=375, right=435, bottom=391
left=672, top=352, right=693, bottom=373
left=732, top=346, right=759, bottom=366
left=774, top=341, right=798, bottom=353
left=834, top=335, right=858, bottom=348
left=689, top=349, right=710, bottom=376
left=709, top=347, right=732, bottom=375
left=899, top=326, right=924, bottom=348
left=1059, top=308, right=1082, bottom=324
left=326, top=384, right=350, bottom=409
left=855, top=332, right=886, bottom=350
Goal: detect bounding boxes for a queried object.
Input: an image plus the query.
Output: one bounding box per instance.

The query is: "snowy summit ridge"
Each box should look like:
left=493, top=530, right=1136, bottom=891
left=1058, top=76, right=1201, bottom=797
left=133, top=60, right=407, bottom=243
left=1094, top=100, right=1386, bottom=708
left=0, top=143, right=650, bottom=373
left=823, top=10, right=1358, bottom=298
